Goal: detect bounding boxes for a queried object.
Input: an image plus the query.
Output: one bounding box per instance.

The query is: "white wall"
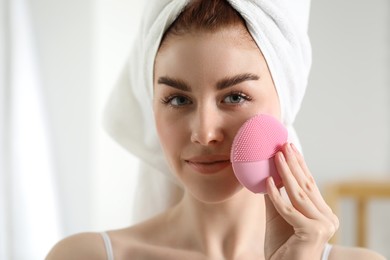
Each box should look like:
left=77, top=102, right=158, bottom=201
left=29, top=0, right=144, bottom=235
left=297, top=0, right=390, bottom=184
left=29, top=0, right=96, bottom=235
left=296, top=0, right=390, bottom=256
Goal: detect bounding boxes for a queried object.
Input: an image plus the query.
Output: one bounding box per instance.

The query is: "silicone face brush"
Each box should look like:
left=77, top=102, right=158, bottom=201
left=231, top=114, right=288, bottom=194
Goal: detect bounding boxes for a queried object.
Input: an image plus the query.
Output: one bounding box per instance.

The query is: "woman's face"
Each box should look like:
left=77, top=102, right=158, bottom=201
left=153, top=27, right=280, bottom=203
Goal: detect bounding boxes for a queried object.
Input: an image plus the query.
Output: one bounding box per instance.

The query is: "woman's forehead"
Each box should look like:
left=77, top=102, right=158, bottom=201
left=158, top=24, right=257, bottom=53
left=154, top=29, right=269, bottom=89
left=156, top=28, right=262, bottom=66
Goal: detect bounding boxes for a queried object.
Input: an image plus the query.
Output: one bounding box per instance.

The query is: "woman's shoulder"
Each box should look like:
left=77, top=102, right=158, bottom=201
left=45, top=232, right=108, bottom=260
left=45, top=215, right=172, bottom=260
left=45, top=229, right=145, bottom=260
left=329, top=245, right=386, bottom=260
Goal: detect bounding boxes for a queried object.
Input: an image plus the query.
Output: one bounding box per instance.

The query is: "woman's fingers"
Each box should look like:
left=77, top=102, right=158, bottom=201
left=274, top=147, right=323, bottom=220
left=290, top=144, right=329, bottom=208
left=266, top=177, right=307, bottom=227
left=288, top=144, right=340, bottom=230
left=265, top=142, right=340, bottom=259
left=268, top=143, right=339, bottom=240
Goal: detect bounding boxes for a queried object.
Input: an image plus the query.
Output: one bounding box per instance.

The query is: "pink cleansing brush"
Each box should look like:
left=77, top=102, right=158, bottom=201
left=231, top=114, right=288, bottom=194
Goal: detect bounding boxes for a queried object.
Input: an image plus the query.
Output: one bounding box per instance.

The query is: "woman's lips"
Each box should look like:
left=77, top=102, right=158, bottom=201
left=185, top=155, right=231, bottom=174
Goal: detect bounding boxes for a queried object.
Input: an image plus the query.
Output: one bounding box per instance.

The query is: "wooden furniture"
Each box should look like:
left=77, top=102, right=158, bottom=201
left=324, top=179, right=390, bottom=247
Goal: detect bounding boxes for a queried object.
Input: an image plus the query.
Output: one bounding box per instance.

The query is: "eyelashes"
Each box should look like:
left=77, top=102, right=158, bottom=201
left=160, top=91, right=253, bottom=108
left=223, top=91, right=253, bottom=104
left=160, top=94, right=192, bottom=107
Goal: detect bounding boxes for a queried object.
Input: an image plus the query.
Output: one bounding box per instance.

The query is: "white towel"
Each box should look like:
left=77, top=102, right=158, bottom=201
left=103, top=0, right=312, bottom=222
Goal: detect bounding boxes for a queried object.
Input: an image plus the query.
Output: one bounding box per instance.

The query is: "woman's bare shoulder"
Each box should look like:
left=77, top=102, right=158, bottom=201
left=44, top=227, right=154, bottom=260
left=45, top=213, right=166, bottom=259
left=45, top=232, right=107, bottom=260
left=45, top=211, right=192, bottom=260
left=329, top=245, right=386, bottom=260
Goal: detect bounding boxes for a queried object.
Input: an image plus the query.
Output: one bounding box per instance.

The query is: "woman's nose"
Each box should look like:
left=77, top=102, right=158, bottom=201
left=190, top=106, right=224, bottom=146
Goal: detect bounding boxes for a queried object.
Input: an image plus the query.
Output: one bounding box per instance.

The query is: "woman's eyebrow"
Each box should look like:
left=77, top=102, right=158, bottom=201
left=157, top=76, right=191, bottom=91
left=216, top=73, right=260, bottom=90
left=157, top=73, right=259, bottom=91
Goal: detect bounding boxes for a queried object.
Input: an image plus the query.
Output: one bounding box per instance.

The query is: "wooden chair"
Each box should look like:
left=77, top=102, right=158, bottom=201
left=324, top=179, right=390, bottom=247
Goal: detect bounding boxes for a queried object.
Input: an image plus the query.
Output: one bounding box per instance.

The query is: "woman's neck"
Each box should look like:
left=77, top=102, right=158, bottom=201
left=169, top=189, right=266, bottom=259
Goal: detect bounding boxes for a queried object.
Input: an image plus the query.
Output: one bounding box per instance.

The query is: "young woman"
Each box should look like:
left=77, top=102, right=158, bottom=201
left=47, top=0, right=385, bottom=259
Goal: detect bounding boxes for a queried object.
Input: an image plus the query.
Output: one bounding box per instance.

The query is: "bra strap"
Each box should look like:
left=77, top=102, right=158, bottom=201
left=321, top=243, right=333, bottom=260
left=100, top=232, right=114, bottom=260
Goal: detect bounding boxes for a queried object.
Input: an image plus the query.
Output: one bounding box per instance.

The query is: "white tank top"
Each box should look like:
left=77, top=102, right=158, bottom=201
left=100, top=232, right=333, bottom=260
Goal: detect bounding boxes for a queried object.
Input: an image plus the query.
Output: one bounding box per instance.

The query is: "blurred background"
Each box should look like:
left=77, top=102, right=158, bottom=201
left=0, top=0, right=389, bottom=259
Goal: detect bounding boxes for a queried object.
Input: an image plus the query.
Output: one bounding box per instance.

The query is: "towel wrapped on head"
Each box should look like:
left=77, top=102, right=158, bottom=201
left=103, top=0, right=312, bottom=222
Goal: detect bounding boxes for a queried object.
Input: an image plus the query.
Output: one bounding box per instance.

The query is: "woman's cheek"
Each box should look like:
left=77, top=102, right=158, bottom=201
left=155, top=109, right=186, bottom=157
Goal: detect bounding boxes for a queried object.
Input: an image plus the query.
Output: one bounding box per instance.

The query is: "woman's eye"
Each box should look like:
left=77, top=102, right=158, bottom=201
left=171, top=96, right=191, bottom=106
left=223, top=93, right=251, bottom=104
left=162, top=95, right=192, bottom=107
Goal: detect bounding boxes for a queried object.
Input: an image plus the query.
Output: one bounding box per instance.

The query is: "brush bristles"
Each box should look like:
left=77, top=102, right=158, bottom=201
left=231, top=114, right=288, bottom=162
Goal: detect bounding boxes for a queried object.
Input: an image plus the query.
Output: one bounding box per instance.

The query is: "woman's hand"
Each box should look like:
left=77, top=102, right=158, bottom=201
left=264, top=143, right=339, bottom=260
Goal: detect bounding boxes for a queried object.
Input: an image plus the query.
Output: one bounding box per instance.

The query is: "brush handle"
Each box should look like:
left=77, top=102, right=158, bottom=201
left=232, top=158, right=283, bottom=193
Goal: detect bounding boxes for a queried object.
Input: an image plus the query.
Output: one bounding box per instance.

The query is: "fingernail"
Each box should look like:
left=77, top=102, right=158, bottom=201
left=291, top=143, right=299, bottom=154
left=278, top=152, right=285, bottom=162
left=268, top=177, right=275, bottom=187
left=286, top=143, right=292, bottom=154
